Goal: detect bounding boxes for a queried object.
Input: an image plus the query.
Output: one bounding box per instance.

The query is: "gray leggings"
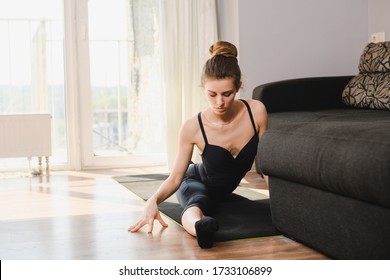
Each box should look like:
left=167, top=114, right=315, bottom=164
left=176, top=177, right=216, bottom=217
left=175, top=164, right=222, bottom=217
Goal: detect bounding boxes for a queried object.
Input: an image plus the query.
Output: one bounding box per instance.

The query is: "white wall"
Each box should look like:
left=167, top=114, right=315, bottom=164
left=218, top=0, right=369, bottom=98
left=368, top=0, right=390, bottom=39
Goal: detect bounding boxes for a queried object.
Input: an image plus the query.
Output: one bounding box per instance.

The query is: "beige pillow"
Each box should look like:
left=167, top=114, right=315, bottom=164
left=342, top=42, right=390, bottom=110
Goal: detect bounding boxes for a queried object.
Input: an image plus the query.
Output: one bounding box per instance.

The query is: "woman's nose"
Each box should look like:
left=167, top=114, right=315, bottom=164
left=216, top=95, right=224, bottom=106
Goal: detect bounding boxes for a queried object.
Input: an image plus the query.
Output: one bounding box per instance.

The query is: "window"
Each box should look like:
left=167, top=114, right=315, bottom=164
left=87, top=0, right=165, bottom=159
left=0, top=0, right=165, bottom=171
left=0, top=0, right=67, bottom=169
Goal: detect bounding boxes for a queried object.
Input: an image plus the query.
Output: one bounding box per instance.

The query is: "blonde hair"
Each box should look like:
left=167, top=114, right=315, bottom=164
left=202, top=41, right=241, bottom=90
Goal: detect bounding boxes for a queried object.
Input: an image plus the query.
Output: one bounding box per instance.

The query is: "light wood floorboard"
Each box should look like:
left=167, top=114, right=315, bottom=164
left=0, top=168, right=330, bottom=260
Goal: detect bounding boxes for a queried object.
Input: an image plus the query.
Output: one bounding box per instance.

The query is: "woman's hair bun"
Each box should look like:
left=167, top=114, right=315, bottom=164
left=209, top=41, right=238, bottom=59
left=202, top=41, right=241, bottom=90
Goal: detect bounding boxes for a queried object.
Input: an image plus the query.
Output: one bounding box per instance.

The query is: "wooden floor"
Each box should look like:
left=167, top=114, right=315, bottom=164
left=0, top=167, right=330, bottom=260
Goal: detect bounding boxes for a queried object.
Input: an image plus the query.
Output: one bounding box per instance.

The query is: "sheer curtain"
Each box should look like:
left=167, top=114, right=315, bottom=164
left=161, top=0, right=218, bottom=168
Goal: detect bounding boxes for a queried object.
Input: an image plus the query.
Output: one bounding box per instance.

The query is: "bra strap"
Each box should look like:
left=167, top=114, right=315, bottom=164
left=240, top=99, right=257, bottom=134
left=197, top=112, right=208, bottom=145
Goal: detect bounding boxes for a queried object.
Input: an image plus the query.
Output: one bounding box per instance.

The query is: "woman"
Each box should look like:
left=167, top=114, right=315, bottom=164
left=129, top=41, right=268, bottom=248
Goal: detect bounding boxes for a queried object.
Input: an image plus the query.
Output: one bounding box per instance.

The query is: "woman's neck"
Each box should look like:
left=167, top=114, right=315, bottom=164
left=206, top=100, right=241, bottom=126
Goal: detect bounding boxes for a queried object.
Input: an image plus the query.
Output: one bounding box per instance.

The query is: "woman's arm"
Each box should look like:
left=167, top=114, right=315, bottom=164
left=128, top=118, right=197, bottom=233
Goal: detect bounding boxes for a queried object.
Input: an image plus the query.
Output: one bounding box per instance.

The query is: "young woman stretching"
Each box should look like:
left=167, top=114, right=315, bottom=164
left=129, top=41, right=268, bottom=248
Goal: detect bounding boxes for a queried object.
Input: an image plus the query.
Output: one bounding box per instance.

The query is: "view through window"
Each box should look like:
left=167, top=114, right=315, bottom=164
left=88, top=0, right=165, bottom=158
left=0, top=0, right=67, bottom=170
left=0, top=0, right=165, bottom=170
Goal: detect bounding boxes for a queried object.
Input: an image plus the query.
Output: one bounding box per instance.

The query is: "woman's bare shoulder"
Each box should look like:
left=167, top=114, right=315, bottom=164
left=243, top=99, right=268, bottom=134
left=181, top=114, right=199, bottom=130
left=244, top=98, right=267, bottom=115
left=179, top=114, right=201, bottom=142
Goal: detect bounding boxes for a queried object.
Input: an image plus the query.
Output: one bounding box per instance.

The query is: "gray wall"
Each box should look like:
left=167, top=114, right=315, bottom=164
left=236, top=0, right=368, bottom=98
left=216, top=0, right=239, bottom=47
left=368, top=0, right=390, bottom=38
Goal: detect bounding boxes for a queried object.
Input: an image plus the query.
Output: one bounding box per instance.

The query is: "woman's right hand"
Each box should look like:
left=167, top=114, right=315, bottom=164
left=128, top=199, right=168, bottom=233
left=128, top=116, right=196, bottom=234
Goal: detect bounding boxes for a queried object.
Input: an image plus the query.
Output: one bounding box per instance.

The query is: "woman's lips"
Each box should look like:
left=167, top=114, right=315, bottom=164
left=215, top=107, right=226, bottom=113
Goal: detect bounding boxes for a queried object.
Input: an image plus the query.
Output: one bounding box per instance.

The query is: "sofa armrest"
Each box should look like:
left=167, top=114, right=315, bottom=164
left=252, top=76, right=354, bottom=113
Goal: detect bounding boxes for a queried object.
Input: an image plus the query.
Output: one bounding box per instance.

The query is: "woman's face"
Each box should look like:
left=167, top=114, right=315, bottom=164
left=204, top=78, right=237, bottom=115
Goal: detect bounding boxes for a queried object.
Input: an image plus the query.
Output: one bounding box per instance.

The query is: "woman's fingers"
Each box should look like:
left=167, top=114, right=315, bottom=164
left=129, top=202, right=167, bottom=234
left=147, top=218, right=155, bottom=233
left=129, top=214, right=167, bottom=233
left=128, top=219, right=146, bottom=232
left=128, top=223, right=139, bottom=232
left=156, top=213, right=168, bottom=228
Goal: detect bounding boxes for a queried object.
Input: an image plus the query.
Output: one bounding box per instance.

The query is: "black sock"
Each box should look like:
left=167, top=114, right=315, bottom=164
left=195, top=216, right=219, bottom=249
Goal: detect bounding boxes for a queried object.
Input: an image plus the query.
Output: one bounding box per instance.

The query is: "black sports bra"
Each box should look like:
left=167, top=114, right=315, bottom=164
left=190, top=99, right=259, bottom=194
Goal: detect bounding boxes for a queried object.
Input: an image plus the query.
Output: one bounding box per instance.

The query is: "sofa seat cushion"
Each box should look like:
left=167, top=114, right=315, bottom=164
left=258, top=108, right=390, bottom=208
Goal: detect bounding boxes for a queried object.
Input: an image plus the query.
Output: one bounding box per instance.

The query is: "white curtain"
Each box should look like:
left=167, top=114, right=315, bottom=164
left=161, top=0, right=218, bottom=168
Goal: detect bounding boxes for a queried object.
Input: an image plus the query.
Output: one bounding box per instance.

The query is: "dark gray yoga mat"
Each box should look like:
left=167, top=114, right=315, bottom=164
left=114, top=174, right=280, bottom=241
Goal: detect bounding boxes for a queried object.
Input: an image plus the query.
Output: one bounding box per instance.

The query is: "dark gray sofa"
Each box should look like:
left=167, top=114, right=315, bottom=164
left=252, top=42, right=390, bottom=259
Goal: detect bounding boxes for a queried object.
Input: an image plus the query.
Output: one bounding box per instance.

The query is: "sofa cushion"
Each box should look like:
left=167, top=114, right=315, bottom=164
left=342, top=41, right=390, bottom=110
left=358, top=41, right=390, bottom=73
left=258, top=108, right=390, bottom=208
left=342, top=73, right=390, bottom=110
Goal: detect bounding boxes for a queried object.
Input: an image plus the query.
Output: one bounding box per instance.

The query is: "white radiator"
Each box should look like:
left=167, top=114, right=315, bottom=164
left=0, top=114, right=52, bottom=172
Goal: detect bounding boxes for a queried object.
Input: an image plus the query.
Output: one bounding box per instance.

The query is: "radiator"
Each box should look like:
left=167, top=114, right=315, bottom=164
left=0, top=114, right=52, bottom=173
